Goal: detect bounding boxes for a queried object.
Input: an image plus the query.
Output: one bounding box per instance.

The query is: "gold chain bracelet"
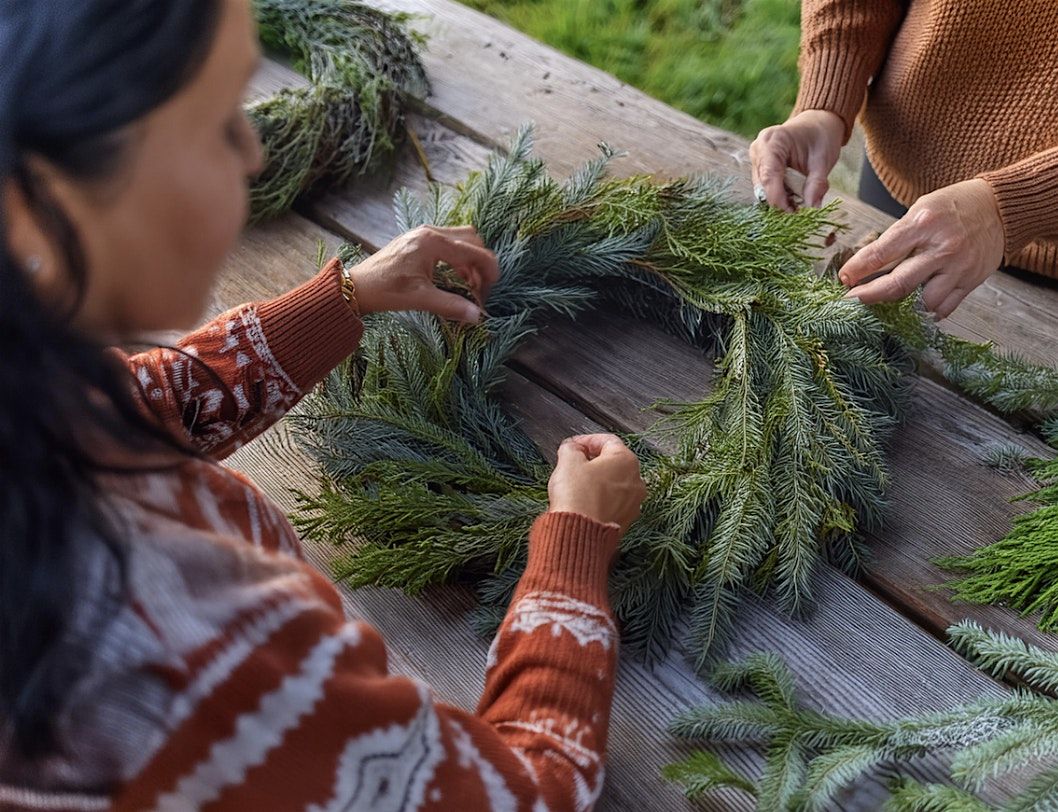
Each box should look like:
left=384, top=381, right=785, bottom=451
left=339, top=265, right=361, bottom=317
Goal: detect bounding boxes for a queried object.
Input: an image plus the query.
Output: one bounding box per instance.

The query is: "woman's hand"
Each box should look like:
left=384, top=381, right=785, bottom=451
left=547, top=434, right=647, bottom=536
left=351, top=225, right=499, bottom=322
left=840, top=179, right=1005, bottom=320
left=749, top=110, right=845, bottom=211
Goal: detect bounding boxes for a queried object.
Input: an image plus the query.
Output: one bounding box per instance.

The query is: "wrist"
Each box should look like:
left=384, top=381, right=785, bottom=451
left=348, top=264, right=385, bottom=316
left=520, top=512, right=621, bottom=602
left=790, top=109, right=844, bottom=145
left=966, top=178, right=1006, bottom=260
left=546, top=505, right=621, bottom=533
left=338, top=265, right=362, bottom=317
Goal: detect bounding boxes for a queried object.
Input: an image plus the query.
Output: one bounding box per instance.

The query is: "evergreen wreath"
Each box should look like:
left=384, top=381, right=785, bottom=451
left=248, top=0, right=428, bottom=221
left=292, top=127, right=916, bottom=667
left=666, top=622, right=1058, bottom=811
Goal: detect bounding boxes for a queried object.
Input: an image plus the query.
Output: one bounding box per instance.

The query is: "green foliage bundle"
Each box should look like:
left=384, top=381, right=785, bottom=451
left=292, top=127, right=914, bottom=666
left=666, top=622, right=1058, bottom=811
left=248, top=0, right=428, bottom=221
left=865, top=292, right=1058, bottom=633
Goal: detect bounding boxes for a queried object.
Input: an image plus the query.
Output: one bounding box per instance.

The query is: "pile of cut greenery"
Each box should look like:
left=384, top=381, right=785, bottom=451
left=293, top=127, right=920, bottom=667
left=249, top=0, right=428, bottom=221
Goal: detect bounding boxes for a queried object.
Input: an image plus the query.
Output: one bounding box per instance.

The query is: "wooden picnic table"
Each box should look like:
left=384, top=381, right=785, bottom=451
left=219, top=1, right=1058, bottom=808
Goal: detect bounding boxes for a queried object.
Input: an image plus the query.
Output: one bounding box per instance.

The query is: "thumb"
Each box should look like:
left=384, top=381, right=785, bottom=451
left=418, top=288, right=483, bottom=323
left=803, top=171, right=830, bottom=209
left=803, top=153, right=832, bottom=208
left=556, top=438, right=590, bottom=466
left=839, top=224, right=917, bottom=288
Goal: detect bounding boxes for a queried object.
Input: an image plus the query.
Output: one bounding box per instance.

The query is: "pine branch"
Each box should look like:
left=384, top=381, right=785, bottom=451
left=661, top=750, right=759, bottom=801
left=665, top=626, right=1058, bottom=810
left=949, top=621, right=1058, bottom=695
left=885, top=779, right=992, bottom=812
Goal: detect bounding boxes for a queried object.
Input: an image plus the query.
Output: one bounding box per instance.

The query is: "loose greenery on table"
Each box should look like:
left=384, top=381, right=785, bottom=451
left=939, top=429, right=1058, bottom=634
left=248, top=0, right=428, bottom=221
left=292, top=127, right=916, bottom=667
left=667, top=622, right=1058, bottom=811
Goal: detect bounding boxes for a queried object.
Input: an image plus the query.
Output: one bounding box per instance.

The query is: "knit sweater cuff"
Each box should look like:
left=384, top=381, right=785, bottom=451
left=793, top=47, right=875, bottom=144
left=517, top=512, right=620, bottom=609
left=254, top=258, right=364, bottom=393
left=978, top=146, right=1058, bottom=260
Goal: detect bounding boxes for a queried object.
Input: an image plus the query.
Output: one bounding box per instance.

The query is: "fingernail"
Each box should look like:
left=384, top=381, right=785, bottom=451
left=465, top=303, right=483, bottom=323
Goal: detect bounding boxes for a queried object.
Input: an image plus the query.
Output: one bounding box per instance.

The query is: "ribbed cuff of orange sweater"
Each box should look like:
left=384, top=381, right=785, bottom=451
left=254, top=258, right=364, bottom=393
left=978, top=146, right=1058, bottom=261
left=793, top=48, right=876, bottom=144
left=517, top=512, right=620, bottom=609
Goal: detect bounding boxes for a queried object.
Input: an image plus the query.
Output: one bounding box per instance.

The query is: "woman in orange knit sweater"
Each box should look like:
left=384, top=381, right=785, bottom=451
left=0, top=1, right=646, bottom=809
left=751, top=0, right=1058, bottom=320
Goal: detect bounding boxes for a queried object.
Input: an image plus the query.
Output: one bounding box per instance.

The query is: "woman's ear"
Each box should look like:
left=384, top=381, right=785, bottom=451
left=4, top=177, right=52, bottom=274
left=2, top=170, right=70, bottom=304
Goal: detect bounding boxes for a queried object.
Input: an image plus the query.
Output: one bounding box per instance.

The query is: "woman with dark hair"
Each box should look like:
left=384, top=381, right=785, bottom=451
left=0, top=1, right=646, bottom=809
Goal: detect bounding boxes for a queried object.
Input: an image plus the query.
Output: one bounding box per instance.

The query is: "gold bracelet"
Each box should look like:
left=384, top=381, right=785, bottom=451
left=339, top=265, right=361, bottom=317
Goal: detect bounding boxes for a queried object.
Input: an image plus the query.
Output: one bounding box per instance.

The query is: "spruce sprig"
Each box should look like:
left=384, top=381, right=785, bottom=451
left=666, top=621, right=1058, bottom=811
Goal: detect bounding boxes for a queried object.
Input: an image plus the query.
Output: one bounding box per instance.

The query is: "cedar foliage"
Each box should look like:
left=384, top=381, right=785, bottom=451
left=249, top=0, right=428, bottom=221
left=292, top=127, right=914, bottom=667
left=871, top=281, right=1058, bottom=633
left=871, top=292, right=1058, bottom=634
left=940, top=446, right=1058, bottom=632
left=667, top=622, right=1058, bottom=811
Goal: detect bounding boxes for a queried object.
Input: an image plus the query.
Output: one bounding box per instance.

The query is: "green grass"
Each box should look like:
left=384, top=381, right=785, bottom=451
left=458, top=0, right=802, bottom=139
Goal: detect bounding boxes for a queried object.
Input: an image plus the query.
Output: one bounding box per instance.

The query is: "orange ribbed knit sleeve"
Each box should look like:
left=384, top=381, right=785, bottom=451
left=122, top=259, right=362, bottom=460
left=792, top=0, right=908, bottom=142
left=978, top=146, right=1058, bottom=261
left=113, top=512, right=621, bottom=811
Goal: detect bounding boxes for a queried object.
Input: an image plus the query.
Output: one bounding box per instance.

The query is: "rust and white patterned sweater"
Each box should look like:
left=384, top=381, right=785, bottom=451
left=0, top=260, right=620, bottom=812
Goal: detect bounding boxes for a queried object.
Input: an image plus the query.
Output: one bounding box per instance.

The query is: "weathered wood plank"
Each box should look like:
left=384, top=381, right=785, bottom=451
left=214, top=209, right=1019, bottom=807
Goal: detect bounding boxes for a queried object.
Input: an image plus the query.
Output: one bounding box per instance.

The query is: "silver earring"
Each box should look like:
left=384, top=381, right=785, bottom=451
left=25, top=256, right=42, bottom=274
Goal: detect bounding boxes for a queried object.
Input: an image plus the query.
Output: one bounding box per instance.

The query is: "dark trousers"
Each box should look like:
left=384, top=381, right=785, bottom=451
left=858, top=153, right=908, bottom=219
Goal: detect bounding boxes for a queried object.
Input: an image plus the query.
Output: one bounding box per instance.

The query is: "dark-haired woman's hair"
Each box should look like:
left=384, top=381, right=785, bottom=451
left=0, top=0, right=222, bottom=758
